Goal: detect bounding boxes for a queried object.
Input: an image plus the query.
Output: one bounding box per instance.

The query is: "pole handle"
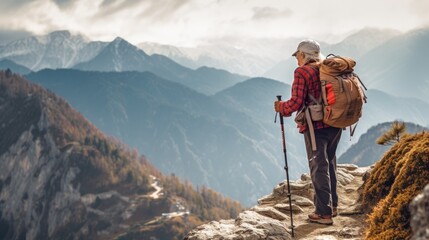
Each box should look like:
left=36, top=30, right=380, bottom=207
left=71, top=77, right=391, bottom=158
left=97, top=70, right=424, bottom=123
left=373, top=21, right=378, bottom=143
left=275, top=95, right=284, bottom=124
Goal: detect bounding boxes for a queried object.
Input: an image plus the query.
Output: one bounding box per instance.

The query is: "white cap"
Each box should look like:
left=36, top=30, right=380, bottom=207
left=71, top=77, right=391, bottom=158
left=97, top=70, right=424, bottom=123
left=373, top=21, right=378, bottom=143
left=292, top=39, right=320, bottom=56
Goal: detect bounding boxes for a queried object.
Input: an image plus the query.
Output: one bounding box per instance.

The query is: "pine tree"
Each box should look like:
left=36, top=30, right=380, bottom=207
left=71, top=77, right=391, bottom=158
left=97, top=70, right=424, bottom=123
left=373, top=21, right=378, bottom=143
left=376, top=121, right=407, bottom=145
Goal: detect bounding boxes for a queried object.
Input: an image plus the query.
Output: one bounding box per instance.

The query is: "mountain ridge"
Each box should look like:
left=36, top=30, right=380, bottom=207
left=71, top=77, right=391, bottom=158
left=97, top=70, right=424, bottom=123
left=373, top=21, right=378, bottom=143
left=338, top=121, right=428, bottom=166
left=25, top=69, right=279, bottom=206
left=0, top=59, right=32, bottom=74
left=357, top=27, right=429, bottom=103
left=0, top=70, right=243, bottom=239
left=74, top=37, right=248, bottom=95
left=0, top=30, right=107, bottom=71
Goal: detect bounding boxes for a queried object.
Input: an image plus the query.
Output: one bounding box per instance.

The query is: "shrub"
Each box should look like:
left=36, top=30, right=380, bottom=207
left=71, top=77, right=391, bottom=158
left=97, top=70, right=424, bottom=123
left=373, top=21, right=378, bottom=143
left=362, top=132, right=429, bottom=239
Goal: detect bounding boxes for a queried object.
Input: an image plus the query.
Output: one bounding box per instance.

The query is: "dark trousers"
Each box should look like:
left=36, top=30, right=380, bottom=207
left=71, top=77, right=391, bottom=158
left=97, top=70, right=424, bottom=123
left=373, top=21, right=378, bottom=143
left=304, top=127, right=342, bottom=216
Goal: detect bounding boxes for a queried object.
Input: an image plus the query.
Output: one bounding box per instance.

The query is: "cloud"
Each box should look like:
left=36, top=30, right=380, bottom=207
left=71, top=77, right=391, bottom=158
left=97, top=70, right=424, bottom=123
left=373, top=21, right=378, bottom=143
left=52, top=0, right=74, bottom=9
left=137, top=0, right=191, bottom=20
left=410, top=0, right=429, bottom=25
left=0, top=29, right=33, bottom=44
left=252, top=7, right=293, bottom=20
left=97, top=0, right=141, bottom=16
left=0, top=0, right=30, bottom=10
left=94, top=0, right=189, bottom=21
left=0, top=0, right=427, bottom=48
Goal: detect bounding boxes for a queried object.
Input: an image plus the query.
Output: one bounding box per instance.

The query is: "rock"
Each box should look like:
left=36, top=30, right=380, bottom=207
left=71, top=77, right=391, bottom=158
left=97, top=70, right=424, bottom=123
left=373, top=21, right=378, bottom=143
left=251, top=205, right=289, bottom=221
left=337, top=163, right=359, bottom=171
left=258, top=180, right=313, bottom=205
left=348, top=166, right=371, bottom=177
left=185, top=211, right=292, bottom=240
left=339, top=226, right=362, bottom=238
left=184, top=219, right=236, bottom=240
left=258, top=194, right=278, bottom=205
left=292, top=195, right=314, bottom=207
left=301, top=173, right=312, bottom=182
left=258, top=191, right=313, bottom=208
left=339, top=205, right=364, bottom=216
left=273, top=180, right=312, bottom=194
left=235, top=211, right=292, bottom=240
left=301, top=235, right=337, bottom=240
left=410, top=184, right=429, bottom=240
left=187, top=163, right=370, bottom=240
left=274, top=203, right=304, bottom=214
left=337, top=168, right=355, bottom=186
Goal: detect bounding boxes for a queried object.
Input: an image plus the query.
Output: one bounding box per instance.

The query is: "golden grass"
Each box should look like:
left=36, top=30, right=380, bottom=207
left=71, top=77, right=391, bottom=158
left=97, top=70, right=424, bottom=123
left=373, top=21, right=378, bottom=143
left=362, top=132, right=429, bottom=239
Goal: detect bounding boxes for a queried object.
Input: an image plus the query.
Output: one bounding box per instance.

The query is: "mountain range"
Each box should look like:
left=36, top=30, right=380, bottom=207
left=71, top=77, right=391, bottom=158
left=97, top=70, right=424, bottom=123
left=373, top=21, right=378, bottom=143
left=0, top=59, right=32, bottom=75
left=0, top=71, right=243, bottom=240
left=24, top=69, right=283, bottom=206
left=139, top=41, right=274, bottom=77
left=145, top=31, right=396, bottom=78
left=262, top=28, right=402, bottom=83
left=0, top=31, right=248, bottom=95
left=23, top=67, right=429, bottom=206
left=338, top=121, right=428, bottom=166
left=213, top=79, right=429, bottom=165
left=1, top=27, right=429, bottom=206
left=0, top=30, right=106, bottom=71
left=357, top=28, right=429, bottom=103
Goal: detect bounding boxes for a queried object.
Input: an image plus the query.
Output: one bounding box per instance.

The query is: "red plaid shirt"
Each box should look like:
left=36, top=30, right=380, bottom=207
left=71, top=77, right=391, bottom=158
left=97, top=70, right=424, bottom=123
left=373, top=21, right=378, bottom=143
left=279, top=63, right=330, bottom=133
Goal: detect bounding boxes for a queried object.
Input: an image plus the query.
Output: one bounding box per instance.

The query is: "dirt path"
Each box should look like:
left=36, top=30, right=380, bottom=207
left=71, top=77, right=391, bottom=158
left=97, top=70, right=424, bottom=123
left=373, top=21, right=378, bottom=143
left=149, top=175, right=163, bottom=199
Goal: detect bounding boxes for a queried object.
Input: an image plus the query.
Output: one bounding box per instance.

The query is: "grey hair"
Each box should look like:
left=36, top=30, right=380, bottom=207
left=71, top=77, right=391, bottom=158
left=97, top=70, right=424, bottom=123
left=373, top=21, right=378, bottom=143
left=302, top=52, right=323, bottom=64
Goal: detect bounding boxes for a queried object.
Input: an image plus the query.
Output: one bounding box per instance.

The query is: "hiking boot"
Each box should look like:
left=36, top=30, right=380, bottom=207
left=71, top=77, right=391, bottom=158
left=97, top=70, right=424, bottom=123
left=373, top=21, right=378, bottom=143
left=308, top=212, right=333, bottom=225
left=332, top=207, right=338, bottom=217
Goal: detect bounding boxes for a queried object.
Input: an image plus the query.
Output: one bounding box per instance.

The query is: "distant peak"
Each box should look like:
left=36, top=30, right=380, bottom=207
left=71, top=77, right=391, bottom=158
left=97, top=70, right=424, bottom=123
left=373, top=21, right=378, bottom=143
left=44, top=30, right=89, bottom=43
left=109, top=37, right=143, bottom=53
left=111, top=37, right=134, bottom=48
left=48, top=30, right=72, bottom=38
left=112, top=37, right=126, bottom=43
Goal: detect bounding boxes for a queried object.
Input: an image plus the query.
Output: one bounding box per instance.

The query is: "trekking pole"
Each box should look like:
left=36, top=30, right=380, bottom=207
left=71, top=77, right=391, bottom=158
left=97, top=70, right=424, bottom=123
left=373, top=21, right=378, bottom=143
left=275, top=95, right=295, bottom=237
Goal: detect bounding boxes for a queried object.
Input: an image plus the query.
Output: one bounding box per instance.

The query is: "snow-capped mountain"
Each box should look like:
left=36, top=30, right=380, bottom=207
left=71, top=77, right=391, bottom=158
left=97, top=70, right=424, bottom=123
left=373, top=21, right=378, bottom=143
left=75, top=37, right=248, bottom=95
left=357, top=27, right=429, bottom=104
left=139, top=42, right=272, bottom=77
left=324, top=27, right=401, bottom=58
left=139, top=42, right=199, bottom=69
left=0, top=30, right=107, bottom=71
left=263, top=28, right=400, bottom=82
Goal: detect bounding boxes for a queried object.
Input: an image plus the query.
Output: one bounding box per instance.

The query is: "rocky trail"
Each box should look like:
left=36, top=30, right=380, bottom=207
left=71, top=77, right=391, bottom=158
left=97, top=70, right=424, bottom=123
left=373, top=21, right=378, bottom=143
left=185, top=164, right=370, bottom=240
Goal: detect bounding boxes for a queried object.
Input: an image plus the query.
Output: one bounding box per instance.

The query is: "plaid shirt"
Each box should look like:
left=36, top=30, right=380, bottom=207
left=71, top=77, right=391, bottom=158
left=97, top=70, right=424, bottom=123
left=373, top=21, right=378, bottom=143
left=279, top=63, right=330, bottom=133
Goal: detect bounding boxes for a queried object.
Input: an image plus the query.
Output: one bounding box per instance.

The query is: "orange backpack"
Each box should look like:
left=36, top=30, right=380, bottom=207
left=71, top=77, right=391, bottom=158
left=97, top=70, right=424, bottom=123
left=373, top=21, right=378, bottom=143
left=319, top=54, right=367, bottom=130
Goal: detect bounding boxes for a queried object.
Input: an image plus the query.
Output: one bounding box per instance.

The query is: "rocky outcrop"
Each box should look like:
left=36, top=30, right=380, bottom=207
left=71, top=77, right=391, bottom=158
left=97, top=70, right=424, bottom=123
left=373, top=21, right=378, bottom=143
left=0, top=104, right=154, bottom=239
left=410, top=184, right=429, bottom=240
left=185, top=164, right=369, bottom=239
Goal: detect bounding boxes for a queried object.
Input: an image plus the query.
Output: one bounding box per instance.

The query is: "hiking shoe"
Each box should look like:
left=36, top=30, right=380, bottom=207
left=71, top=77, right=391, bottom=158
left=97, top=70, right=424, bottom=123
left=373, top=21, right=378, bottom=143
left=333, top=207, right=338, bottom=217
left=308, top=212, right=333, bottom=225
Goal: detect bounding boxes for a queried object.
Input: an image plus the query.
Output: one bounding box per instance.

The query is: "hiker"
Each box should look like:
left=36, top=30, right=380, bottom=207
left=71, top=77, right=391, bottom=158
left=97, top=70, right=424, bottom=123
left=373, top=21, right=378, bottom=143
left=274, top=39, right=341, bottom=225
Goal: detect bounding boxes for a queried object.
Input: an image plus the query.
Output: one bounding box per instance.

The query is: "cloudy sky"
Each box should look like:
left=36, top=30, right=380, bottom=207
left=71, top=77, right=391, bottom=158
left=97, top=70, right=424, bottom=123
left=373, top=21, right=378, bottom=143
left=0, top=0, right=428, bottom=46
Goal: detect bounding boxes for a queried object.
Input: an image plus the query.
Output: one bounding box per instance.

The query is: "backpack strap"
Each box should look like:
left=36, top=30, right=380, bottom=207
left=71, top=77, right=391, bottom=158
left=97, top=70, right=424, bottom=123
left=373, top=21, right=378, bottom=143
left=350, top=123, right=358, bottom=138
left=305, top=107, right=317, bottom=151
left=321, top=80, right=328, bottom=106
left=308, top=93, right=321, bottom=105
